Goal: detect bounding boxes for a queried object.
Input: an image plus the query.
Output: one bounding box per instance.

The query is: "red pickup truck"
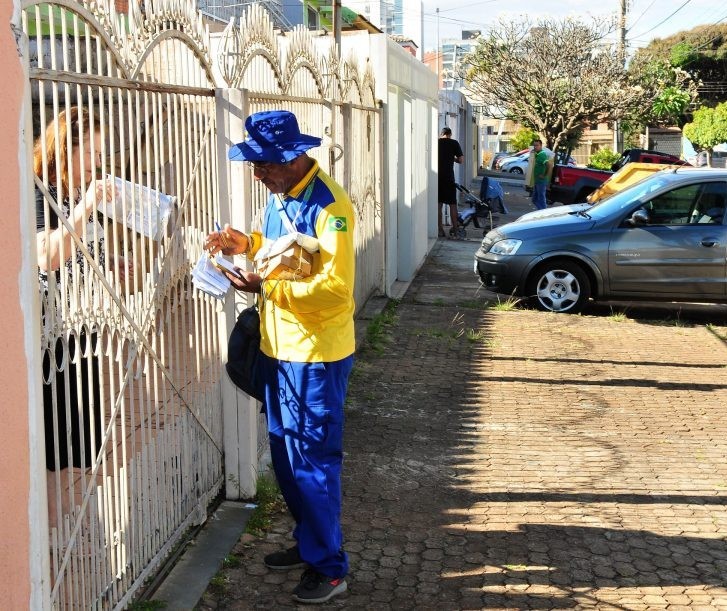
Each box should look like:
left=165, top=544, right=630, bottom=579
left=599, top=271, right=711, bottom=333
left=549, top=148, right=689, bottom=205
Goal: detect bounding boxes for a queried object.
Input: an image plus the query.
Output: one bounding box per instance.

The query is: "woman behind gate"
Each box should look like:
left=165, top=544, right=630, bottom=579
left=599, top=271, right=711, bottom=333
left=34, top=106, right=131, bottom=472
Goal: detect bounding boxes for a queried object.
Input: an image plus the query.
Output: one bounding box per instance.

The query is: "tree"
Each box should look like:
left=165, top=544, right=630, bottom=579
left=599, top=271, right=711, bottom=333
left=588, top=149, right=621, bottom=170
left=626, top=54, right=698, bottom=124
left=510, top=127, right=538, bottom=151
left=683, top=102, right=727, bottom=166
left=463, top=17, right=696, bottom=152
left=632, top=24, right=727, bottom=106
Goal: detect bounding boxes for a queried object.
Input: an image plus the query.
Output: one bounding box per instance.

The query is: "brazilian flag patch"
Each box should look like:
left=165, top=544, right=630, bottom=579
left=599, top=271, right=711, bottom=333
left=328, top=216, right=348, bottom=232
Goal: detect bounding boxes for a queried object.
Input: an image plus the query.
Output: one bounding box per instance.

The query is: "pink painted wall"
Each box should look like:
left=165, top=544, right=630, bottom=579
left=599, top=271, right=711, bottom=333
left=0, top=3, right=31, bottom=607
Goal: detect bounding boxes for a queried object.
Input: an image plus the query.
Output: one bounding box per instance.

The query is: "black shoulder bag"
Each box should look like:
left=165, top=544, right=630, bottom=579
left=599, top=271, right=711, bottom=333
left=226, top=303, right=264, bottom=401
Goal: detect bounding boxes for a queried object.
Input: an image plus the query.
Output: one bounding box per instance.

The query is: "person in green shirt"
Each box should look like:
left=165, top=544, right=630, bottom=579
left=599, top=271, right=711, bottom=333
left=532, top=139, right=549, bottom=210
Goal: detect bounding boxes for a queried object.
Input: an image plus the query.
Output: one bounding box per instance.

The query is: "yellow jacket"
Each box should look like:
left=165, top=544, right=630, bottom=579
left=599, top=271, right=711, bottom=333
left=248, top=161, right=356, bottom=362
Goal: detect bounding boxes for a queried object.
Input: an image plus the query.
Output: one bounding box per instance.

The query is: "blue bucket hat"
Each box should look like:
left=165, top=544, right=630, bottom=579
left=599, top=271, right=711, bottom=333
left=228, top=110, right=322, bottom=164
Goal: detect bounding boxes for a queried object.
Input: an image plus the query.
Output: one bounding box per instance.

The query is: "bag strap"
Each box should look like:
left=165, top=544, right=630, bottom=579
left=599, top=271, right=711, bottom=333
left=275, top=177, right=317, bottom=235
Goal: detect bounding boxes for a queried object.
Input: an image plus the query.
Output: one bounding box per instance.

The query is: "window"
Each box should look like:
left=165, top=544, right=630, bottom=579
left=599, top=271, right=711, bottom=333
left=643, top=184, right=699, bottom=225
left=307, top=6, right=318, bottom=30
left=642, top=182, right=727, bottom=225
left=689, top=183, right=727, bottom=224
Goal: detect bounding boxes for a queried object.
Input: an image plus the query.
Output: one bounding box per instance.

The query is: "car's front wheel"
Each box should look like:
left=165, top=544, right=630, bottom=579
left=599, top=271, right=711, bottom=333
left=509, top=167, right=524, bottom=174
left=527, top=260, right=591, bottom=313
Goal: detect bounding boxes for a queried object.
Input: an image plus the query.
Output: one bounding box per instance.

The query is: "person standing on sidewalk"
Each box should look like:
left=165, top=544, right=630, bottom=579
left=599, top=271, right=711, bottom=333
left=438, top=126, right=464, bottom=237
left=531, top=139, right=549, bottom=210
left=205, top=110, right=355, bottom=605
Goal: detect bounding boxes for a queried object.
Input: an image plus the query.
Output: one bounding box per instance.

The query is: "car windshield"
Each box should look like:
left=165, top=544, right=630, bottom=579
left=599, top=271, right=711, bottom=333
left=584, top=173, right=676, bottom=219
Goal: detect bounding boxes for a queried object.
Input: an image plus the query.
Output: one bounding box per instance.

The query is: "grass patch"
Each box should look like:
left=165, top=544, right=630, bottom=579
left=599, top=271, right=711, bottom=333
left=208, top=572, right=227, bottom=592
left=364, top=299, right=399, bottom=354
left=606, top=307, right=628, bottom=323
left=458, top=299, right=489, bottom=310
left=128, top=602, right=167, bottom=611
left=464, top=328, right=488, bottom=343
left=487, top=295, right=521, bottom=311
left=416, top=328, right=447, bottom=338
left=706, top=324, right=727, bottom=342
left=245, top=474, right=286, bottom=536
left=223, top=554, right=242, bottom=569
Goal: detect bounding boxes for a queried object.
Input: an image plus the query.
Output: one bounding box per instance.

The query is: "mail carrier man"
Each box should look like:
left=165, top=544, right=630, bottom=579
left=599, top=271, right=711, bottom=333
left=205, top=110, right=355, bottom=605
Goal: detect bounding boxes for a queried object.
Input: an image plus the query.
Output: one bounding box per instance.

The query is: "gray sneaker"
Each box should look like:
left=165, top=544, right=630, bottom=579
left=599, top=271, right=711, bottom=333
left=264, top=545, right=306, bottom=570
left=292, top=568, right=347, bottom=604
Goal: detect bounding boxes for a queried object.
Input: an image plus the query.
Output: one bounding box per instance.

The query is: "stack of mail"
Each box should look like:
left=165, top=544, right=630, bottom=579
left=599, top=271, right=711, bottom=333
left=191, top=252, right=233, bottom=299
left=100, top=176, right=175, bottom=241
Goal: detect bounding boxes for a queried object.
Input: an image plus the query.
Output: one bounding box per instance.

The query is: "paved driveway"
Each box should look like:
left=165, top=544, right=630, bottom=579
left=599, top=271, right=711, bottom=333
left=200, top=234, right=727, bottom=610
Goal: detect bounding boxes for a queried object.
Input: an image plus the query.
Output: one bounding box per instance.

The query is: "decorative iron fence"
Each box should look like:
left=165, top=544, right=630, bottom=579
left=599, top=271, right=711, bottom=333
left=21, top=0, right=382, bottom=607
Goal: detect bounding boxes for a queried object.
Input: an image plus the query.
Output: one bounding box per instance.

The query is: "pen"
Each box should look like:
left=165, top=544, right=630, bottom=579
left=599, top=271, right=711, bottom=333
left=215, top=221, right=222, bottom=232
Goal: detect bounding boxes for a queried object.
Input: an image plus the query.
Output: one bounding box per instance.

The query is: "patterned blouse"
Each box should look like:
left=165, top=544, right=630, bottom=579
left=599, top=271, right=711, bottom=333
left=35, top=184, right=106, bottom=292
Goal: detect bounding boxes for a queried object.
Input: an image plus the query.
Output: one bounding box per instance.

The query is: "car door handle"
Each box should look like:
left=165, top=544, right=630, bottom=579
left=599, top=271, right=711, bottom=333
left=700, top=239, right=720, bottom=247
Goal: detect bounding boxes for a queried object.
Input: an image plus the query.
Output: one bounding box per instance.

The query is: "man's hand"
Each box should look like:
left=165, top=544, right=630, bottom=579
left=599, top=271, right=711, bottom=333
left=204, top=223, right=249, bottom=256
left=225, top=268, right=262, bottom=294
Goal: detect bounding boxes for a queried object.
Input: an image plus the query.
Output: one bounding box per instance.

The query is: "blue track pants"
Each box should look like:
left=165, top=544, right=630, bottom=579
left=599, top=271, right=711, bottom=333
left=258, top=353, right=354, bottom=579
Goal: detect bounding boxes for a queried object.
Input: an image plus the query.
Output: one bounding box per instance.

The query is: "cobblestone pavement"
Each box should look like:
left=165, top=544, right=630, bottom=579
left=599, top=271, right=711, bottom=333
left=199, top=179, right=727, bottom=610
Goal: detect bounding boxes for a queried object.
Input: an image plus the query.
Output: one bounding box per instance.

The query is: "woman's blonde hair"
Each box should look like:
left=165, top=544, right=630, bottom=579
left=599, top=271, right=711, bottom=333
left=33, top=107, right=93, bottom=198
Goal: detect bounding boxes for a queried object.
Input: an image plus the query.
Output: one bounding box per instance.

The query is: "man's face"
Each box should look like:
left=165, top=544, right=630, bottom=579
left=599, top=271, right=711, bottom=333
left=248, top=159, right=299, bottom=194
left=533, top=142, right=542, bottom=153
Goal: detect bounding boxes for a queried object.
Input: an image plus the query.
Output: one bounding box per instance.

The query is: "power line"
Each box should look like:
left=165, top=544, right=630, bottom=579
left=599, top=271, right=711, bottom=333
left=630, top=0, right=692, bottom=39
left=628, top=0, right=659, bottom=33
left=437, top=0, right=500, bottom=11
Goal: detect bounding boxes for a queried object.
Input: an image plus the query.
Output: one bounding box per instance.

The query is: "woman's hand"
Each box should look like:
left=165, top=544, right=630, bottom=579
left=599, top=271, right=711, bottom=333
left=83, top=177, right=116, bottom=213
left=109, top=253, right=134, bottom=287
left=205, top=224, right=249, bottom=256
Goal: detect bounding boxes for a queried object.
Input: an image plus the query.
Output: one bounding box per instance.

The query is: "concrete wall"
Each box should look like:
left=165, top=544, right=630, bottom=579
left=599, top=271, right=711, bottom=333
left=358, top=32, right=437, bottom=290
left=0, top=2, right=41, bottom=607
left=439, top=89, right=478, bottom=189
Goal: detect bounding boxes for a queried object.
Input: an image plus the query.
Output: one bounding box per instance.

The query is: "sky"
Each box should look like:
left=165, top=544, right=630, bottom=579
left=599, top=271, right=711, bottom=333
left=418, top=0, right=727, bottom=53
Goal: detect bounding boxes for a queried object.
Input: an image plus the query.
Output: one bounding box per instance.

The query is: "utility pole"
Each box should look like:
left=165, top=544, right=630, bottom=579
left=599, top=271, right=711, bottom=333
left=436, top=7, right=441, bottom=88
left=618, top=0, right=627, bottom=67
left=333, top=0, right=342, bottom=53
left=614, top=0, right=627, bottom=151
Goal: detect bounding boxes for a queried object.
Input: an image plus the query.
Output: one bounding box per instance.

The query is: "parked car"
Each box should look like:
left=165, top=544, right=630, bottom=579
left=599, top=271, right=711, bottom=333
left=489, top=151, right=517, bottom=170
left=474, top=168, right=727, bottom=313
left=503, top=150, right=575, bottom=174
left=550, top=148, right=688, bottom=206
left=494, top=148, right=530, bottom=170
left=686, top=150, right=708, bottom=167
left=500, top=152, right=532, bottom=173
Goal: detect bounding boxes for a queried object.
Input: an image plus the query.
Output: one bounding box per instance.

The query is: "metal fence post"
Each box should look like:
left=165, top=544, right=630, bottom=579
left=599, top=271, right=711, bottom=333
left=216, top=88, right=259, bottom=500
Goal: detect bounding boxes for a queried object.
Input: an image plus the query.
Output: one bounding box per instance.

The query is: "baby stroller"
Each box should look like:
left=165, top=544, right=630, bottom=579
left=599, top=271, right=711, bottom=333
left=454, top=177, right=507, bottom=238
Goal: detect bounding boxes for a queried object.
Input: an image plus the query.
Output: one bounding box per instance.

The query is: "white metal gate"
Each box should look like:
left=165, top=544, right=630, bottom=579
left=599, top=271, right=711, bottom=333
left=23, top=1, right=224, bottom=607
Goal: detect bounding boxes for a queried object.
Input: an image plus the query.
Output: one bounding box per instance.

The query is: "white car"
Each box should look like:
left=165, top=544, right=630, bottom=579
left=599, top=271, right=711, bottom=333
left=499, top=151, right=531, bottom=173
left=502, top=149, right=576, bottom=174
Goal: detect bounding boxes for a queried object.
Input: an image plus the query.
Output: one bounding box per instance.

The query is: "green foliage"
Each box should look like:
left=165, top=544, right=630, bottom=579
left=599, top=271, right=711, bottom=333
left=670, top=42, right=699, bottom=67
left=209, top=572, right=227, bottom=590
left=245, top=474, right=285, bottom=536
left=631, top=23, right=727, bottom=105
left=127, top=602, right=167, bottom=610
left=587, top=148, right=621, bottom=170
left=683, top=102, right=727, bottom=152
left=464, top=328, right=488, bottom=342
left=510, top=127, right=539, bottom=151
left=223, top=554, right=242, bottom=569
left=652, top=86, right=692, bottom=122
left=364, top=300, right=399, bottom=354
left=625, top=56, right=698, bottom=128
left=487, top=296, right=521, bottom=311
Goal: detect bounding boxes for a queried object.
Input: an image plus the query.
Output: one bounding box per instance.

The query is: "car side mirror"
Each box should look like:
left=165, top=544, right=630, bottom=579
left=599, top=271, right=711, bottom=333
left=628, top=208, right=650, bottom=226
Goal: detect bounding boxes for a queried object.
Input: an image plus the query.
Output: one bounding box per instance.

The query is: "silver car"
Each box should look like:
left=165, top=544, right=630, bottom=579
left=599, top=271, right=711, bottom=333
left=475, top=168, right=727, bottom=313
